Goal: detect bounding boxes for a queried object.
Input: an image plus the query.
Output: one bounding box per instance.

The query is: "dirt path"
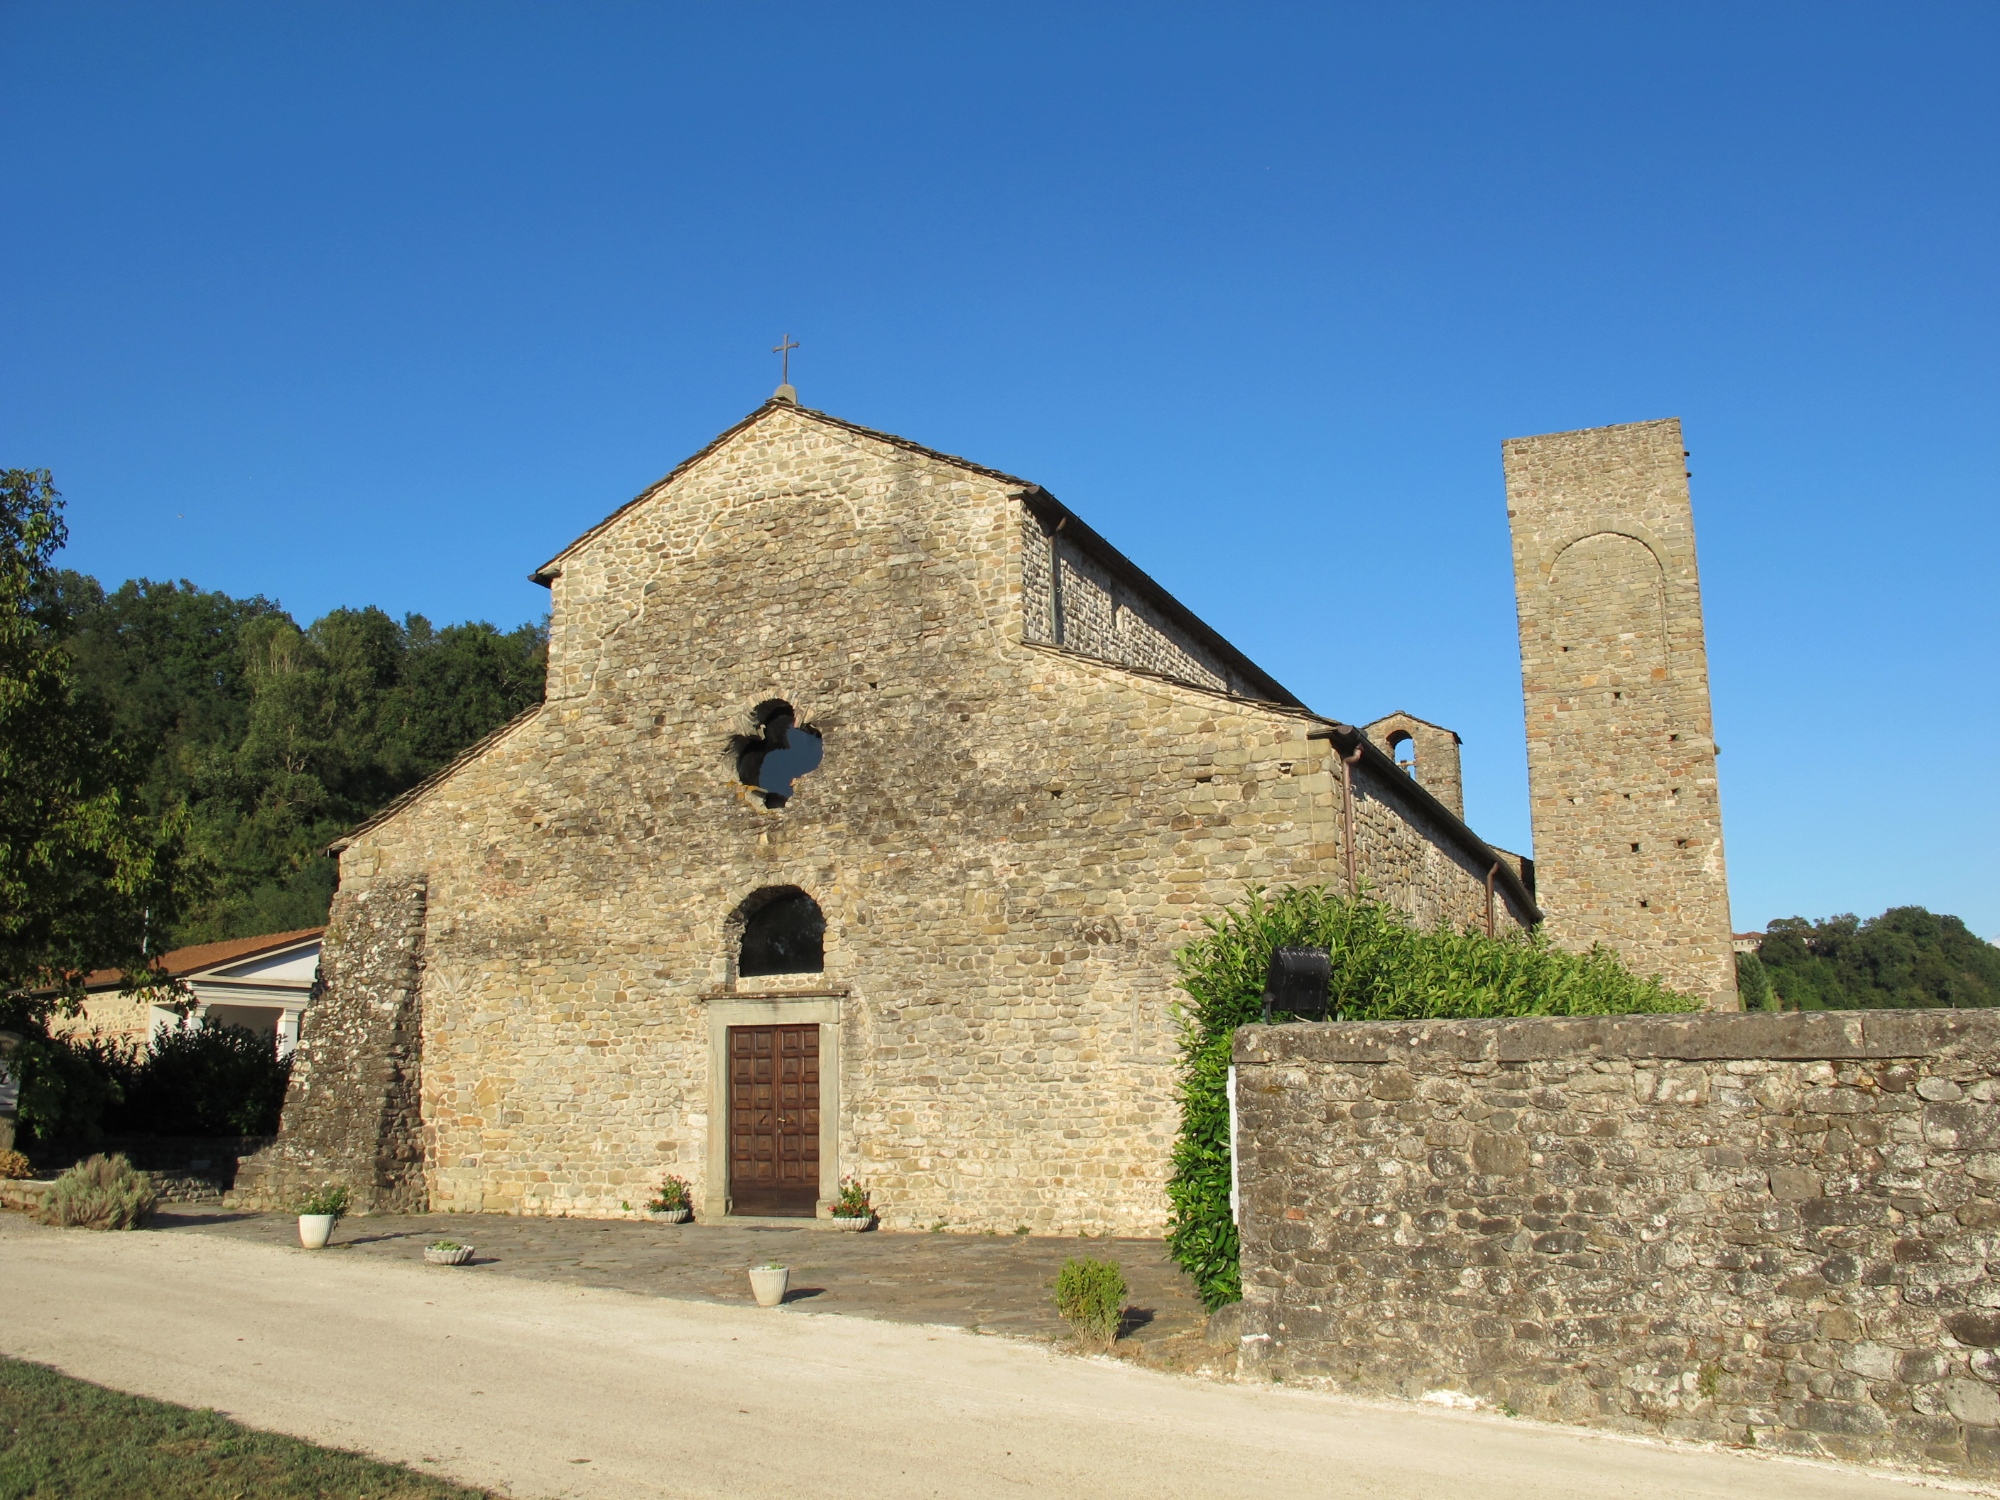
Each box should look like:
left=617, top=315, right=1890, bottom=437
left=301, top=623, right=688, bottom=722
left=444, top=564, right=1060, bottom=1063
left=0, top=1215, right=1966, bottom=1500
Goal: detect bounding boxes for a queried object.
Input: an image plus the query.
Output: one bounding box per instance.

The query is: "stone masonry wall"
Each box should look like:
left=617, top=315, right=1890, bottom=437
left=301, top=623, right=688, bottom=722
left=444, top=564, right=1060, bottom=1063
left=335, top=402, right=1528, bottom=1233
left=1504, top=419, right=1736, bottom=1007
left=231, top=878, right=427, bottom=1213
left=1235, top=1010, right=2000, bottom=1477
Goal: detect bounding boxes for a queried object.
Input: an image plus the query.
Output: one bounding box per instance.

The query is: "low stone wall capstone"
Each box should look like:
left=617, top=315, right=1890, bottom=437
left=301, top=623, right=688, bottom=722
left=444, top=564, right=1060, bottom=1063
left=1233, top=1009, right=2000, bottom=1476
left=230, top=878, right=428, bottom=1213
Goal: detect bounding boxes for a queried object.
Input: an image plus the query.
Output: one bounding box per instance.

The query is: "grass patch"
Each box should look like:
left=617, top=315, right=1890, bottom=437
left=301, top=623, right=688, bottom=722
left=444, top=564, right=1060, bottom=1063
left=0, top=1356, right=490, bottom=1500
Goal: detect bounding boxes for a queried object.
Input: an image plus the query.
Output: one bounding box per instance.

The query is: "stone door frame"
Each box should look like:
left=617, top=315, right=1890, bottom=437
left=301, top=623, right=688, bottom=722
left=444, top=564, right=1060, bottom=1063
left=701, top=993, right=841, bottom=1220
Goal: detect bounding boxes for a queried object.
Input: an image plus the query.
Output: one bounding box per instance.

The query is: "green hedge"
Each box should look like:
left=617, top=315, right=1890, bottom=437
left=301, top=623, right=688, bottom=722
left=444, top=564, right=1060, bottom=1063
left=1165, top=886, right=1699, bottom=1310
left=11, top=1022, right=291, bottom=1145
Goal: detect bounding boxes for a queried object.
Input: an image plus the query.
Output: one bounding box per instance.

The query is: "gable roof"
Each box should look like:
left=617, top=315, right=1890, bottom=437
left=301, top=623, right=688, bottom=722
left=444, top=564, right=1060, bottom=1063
left=526, top=397, right=1302, bottom=706
left=1364, top=709, right=1462, bottom=741
left=327, top=397, right=1540, bottom=919
left=529, top=398, right=1037, bottom=587
left=82, top=927, right=324, bottom=992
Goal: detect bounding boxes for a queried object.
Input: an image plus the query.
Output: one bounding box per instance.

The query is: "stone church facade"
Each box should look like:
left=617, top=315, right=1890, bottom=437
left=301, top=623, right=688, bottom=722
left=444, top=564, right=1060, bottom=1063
left=249, top=395, right=1537, bottom=1232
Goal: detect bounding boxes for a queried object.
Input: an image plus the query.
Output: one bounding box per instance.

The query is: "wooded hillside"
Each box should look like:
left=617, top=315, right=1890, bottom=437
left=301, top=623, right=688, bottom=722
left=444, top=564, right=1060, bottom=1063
left=58, top=572, right=546, bottom=945
left=1739, top=906, right=2000, bottom=1011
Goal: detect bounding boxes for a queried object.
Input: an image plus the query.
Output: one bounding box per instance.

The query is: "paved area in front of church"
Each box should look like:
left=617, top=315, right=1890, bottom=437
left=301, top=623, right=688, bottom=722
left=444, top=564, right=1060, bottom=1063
left=152, top=1204, right=1211, bottom=1350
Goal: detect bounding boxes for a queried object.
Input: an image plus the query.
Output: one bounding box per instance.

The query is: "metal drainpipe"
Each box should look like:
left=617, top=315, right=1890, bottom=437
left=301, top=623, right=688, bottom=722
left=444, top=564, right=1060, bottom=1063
left=1307, top=727, right=1365, bottom=896
left=1341, top=745, right=1363, bottom=896
left=1486, top=863, right=1500, bottom=939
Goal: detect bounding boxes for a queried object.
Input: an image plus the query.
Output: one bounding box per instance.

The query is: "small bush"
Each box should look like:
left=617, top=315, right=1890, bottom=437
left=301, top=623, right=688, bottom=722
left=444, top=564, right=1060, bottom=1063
left=7, top=1020, right=291, bottom=1146
left=9, top=1031, right=120, bottom=1144
left=37, top=1153, right=157, bottom=1230
left=0, top=1148, right=33, bottom=1180
left=298, top=1184, right=350, bottom=1219
left=1054, top=1256, right=1127, bottom=1350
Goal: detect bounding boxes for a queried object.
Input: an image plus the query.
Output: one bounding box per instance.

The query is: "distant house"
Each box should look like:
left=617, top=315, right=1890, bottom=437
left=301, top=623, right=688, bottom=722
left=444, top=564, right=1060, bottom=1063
left=1732, top=931, right=1765, bottom=955
left=55, top=929, right=324, bottom=1057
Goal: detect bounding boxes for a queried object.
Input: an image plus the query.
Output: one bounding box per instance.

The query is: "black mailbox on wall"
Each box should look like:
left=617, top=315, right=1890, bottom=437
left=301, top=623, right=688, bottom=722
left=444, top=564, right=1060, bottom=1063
left=1261, top=945, right=1332, bottom=1022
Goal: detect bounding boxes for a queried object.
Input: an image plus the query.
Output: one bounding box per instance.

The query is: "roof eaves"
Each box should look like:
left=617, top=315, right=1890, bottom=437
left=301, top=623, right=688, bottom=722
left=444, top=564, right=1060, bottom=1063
left=1020, top=489, right=1303, bottom=709
left=530, top=404, right=779, bottom=586
left=80, top=926, right=327, bottom=992
left=1021, top=639, right=1308, bottom=716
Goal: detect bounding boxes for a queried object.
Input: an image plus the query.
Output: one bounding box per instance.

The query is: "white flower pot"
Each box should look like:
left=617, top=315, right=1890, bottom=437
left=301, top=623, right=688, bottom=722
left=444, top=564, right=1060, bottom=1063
left=828, top=1213, right=874, bottom=1231
left=647, top=1206, right=691, bottom=1223
left=424, top=1244, right=474, bottom=1266
left=298, top=1213, right=335, bottom=1250
left=748, top=1265, right=790, bottom=1307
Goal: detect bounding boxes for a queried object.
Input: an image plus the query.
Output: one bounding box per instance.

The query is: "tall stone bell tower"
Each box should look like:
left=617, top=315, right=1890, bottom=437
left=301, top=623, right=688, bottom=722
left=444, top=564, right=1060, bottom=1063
left=1502, top=418, right=1737, bottom=1009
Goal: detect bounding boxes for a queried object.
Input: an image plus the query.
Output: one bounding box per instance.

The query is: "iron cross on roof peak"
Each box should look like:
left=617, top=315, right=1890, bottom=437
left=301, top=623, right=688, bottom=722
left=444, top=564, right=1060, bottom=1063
left=771, top=335, right=799, bottom=403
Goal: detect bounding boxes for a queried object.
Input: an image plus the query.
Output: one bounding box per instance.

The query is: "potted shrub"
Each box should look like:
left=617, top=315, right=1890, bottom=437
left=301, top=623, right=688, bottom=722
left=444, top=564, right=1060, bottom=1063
left=828, top=1174, right=875, bottom=1230
left=748, top=1262, right=790, bottom=1307
left=424, top=1239, right=474, bottom=1266
left=297, top=1185, right=349, bottom=1249
left=646, top=1174, right=693, bottom=1223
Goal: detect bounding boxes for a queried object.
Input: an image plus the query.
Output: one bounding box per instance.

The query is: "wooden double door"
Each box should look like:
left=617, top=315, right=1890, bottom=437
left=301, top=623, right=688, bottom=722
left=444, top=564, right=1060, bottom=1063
left=728, top=1024, right=820, bottom=1217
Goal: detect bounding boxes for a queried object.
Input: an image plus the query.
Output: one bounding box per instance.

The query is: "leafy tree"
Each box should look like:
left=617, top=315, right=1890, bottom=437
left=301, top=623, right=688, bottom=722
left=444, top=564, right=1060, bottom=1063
left=1735, top=948, right=1776, bottom=1011
left=1753, top=907, right=2000, bottom=1010
left=3, top=469, right=544, bottom=1139
left=0, top=471, right=194, bottom=1020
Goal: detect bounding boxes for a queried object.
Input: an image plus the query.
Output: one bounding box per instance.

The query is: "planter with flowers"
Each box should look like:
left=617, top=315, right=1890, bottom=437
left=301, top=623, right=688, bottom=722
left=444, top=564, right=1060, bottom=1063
left=828, top=1175, right=875, bottom=1231
left=646, top=1175, right=694, bottom=1224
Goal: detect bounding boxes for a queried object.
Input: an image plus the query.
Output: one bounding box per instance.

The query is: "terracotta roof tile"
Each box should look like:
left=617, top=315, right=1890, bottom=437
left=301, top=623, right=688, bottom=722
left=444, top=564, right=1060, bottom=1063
left=83, top=927, right=324, bottom=991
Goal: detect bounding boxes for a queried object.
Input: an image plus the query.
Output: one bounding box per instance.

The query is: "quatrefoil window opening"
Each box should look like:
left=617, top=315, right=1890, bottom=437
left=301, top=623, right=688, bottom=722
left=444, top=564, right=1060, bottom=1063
left=730, top=699, right=823, bottom=808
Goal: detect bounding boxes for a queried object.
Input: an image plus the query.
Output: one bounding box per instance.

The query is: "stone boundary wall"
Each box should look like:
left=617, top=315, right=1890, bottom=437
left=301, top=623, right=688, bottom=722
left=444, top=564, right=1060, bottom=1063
left=1234, top=1010, right=2000, bottom=1477
left=231, top=878, right=428, bottom=1213
left=30, top=1135, right=272, bottom=1202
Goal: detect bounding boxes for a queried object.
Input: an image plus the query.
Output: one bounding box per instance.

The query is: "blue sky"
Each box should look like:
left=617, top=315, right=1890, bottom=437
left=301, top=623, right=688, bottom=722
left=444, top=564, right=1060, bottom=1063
left=4, top=3, right=1995, bottom=937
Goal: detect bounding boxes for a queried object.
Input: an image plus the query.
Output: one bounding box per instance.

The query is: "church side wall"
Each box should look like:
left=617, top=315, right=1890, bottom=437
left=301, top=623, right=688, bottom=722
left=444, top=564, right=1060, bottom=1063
left=336, top=408, right=1524, bottom=1234
left=1021, top=512, right=1251, bottom=697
